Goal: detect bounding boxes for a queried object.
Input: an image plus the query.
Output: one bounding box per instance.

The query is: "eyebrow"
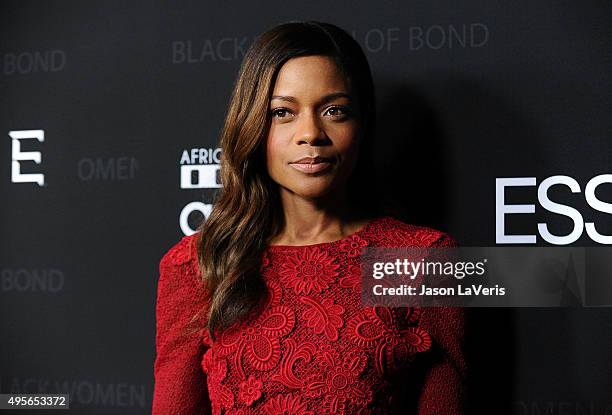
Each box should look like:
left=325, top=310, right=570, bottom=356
left=270, top=92, right=352, bottom=105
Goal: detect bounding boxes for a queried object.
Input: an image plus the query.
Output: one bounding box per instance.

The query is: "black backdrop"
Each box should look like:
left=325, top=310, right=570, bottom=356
left=1, top=1, right=611, bottom=414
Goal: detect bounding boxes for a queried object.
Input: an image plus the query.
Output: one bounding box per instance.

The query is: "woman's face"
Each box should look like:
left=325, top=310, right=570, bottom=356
left=266, top=55, right=361, bottom=201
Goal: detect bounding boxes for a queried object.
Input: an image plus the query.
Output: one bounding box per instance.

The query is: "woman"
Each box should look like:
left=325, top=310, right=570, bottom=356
left=153, top=21, right=466, bottom=414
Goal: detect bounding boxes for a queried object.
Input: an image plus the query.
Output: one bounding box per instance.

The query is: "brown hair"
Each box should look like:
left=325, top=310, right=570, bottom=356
left=195, top=21, right=381, bottom=340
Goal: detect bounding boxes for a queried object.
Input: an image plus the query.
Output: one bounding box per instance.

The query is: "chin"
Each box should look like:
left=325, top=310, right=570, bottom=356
left=288, top=181, right=342, bottom=200
left=273, top=170, right=348, bottom=200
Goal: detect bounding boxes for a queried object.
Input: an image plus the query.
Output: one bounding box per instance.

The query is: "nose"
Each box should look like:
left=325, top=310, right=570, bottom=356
left=294, top=111, right=329, bottom=145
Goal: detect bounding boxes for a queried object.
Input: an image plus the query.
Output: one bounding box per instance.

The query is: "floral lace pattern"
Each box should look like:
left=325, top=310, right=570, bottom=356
left=278, top=247, right=340, bottom=295
left=153, top=216, right=466, bottom=415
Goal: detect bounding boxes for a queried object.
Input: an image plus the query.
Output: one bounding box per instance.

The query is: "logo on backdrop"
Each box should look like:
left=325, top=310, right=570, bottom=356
left=172, top=38, right=253, bottom=63
left=496, top=175, right=612, bottom=245
left=2, top=49, right=66, bottom=75
left=179, top=147, right=222, bottom=235
left=171, top=23, right=489, bottom=64
left=76, top=157, right=139, bottom=181
left=9, top=129, right=45, bottom=186
left=404, top=23, right=488, bottom=50
left=1, top=268, right=65, bottom=293
left=180, top=147, right=221, bottom=189
left=6, top=376, right=145, bottom=408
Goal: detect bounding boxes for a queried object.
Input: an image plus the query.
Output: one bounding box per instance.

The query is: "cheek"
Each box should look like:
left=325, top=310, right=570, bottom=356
left=336, top=127, right=361, bottom=164
left=265, top=129, right=287, bottom=174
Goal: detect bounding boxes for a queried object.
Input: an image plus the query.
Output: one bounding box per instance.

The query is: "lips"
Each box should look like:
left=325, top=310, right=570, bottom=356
left=288, top=156, right=335, bottom=174
left=290, top=156, right=333, bottom=164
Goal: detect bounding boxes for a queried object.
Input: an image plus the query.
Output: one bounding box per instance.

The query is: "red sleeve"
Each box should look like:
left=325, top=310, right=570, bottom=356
left=152, top=236, right=212, bottom=414
left=417, top=233, right=467, bottom=414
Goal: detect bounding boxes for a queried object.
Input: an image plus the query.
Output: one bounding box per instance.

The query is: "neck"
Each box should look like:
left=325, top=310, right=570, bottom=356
left=270, top=187, right=370, bottom=246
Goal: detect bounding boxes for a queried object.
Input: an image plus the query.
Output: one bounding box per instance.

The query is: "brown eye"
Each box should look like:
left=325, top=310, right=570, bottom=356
left=271, top=108, right=292, bottom=118
left=324, top=106, right=349, bottom=118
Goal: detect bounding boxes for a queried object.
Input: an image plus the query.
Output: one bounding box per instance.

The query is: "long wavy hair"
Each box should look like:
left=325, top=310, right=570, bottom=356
left=195, top=21, right=383, bottom=340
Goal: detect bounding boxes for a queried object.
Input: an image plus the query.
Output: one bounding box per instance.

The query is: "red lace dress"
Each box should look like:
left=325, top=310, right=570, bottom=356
left=152, top=216, right=466, bottom=414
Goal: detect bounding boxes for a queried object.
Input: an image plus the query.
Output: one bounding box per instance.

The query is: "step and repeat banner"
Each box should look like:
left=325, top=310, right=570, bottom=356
left=1, top=1, right=610, bottom=414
